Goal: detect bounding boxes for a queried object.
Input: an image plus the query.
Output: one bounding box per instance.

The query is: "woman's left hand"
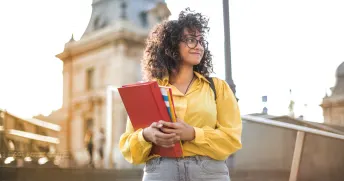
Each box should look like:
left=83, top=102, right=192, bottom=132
left=159, top=118, right=195, bottom=141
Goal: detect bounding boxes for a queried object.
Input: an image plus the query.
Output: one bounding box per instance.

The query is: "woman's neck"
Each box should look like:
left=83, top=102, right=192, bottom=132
left=169, top=65, right=194, bottom=85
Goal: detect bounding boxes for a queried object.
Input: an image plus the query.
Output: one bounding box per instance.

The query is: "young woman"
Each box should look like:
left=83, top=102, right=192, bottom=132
left=119, top=8, right=242, bottom=181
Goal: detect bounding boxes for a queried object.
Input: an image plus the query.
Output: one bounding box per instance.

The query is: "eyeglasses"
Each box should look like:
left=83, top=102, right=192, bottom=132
left=181, top=37, right=208, bottom=49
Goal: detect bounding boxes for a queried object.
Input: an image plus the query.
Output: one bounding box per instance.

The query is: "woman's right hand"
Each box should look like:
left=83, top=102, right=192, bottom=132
left=142, top=122, right=180, bottom=148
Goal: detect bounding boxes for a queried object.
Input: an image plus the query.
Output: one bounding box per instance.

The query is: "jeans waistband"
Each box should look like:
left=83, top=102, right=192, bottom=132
left=150, top=155, right=216, bottom=165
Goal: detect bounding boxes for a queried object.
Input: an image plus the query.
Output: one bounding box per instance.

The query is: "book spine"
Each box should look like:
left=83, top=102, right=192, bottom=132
left=167, top=89, right=177, bottom=122
left=169, top=89, right=178, bottom=121
left=167, top=88, right=183, bottom=157
left=160, top=87, right=172, bottom=119
left=149, top=83, right=171, bottom=123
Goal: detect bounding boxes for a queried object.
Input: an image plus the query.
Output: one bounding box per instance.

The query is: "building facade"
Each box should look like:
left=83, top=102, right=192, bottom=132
left=321, top=62, right=344, bottom=127
left=37, top=0, right=170, bottom=168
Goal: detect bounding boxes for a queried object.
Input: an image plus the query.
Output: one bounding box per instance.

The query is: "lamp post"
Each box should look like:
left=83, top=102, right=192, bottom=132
left=223, top=0, right=236, bottom=97
left=223, top=0, right=237, bottom=174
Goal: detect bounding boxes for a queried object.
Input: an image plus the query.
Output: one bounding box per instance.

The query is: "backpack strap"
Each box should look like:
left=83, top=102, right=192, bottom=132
left=206, top=77, right=217, bottom=101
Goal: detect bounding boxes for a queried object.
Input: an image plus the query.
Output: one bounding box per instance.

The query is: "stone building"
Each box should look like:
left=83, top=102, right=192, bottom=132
left=36, top=0, right=170, bottom=168
left=321, top=62, right=344, bottom=127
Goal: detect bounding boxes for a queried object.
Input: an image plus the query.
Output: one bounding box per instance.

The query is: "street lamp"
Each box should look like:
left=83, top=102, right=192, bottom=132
left=223, top=0, right=236, bottom=97
left=223, top=0, right=237, bottom=173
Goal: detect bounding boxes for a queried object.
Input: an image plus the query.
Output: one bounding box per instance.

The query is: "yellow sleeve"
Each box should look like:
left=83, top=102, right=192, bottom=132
left=119, top=117, right=153, bottom=164
left=191, top=78, right=242, bottom=160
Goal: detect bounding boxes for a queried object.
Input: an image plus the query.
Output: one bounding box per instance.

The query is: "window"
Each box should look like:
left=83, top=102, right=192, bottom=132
left=120, top=2, right=127, bottom=19
left=94, top=16, right=100, bottom=30
left=86, top=68, right=95, bottom=90
left=93, top=16, right=107, bottom=30
left=140, top=12, right=148, bottom=27
left=84, top=118, right=93, bottom=134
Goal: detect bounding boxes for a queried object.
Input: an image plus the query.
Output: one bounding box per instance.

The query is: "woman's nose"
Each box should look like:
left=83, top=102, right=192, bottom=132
left=195, top=41, right=204, bottom=50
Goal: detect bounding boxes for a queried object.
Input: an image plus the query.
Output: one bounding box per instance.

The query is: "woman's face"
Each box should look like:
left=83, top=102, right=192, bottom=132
left=179, top=28, right=206, bottom=66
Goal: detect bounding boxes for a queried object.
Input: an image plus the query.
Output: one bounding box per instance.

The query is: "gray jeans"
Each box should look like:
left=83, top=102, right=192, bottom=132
left=142, top=156, right=230, bottom=181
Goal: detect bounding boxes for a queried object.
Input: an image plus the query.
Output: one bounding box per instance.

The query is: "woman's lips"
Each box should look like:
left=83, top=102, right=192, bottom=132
left=190, top=52, right=202, bottom=56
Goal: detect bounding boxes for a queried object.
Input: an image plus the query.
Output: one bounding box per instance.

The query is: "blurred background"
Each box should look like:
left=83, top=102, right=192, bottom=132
left=1, top=0, right=344, bottom=181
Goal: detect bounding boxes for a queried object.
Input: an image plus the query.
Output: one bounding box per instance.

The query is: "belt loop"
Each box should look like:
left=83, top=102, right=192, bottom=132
left=157, top=157, right=161, bottom=165
left=195, top=156, right=201, bottom=165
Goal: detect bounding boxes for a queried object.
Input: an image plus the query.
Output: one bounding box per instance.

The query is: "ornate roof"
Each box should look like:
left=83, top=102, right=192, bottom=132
left=332, top=62, right=344, bottom=96
left=81, top=0, right=169, bottom=39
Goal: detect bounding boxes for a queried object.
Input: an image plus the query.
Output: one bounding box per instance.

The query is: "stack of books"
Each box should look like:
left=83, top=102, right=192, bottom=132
left=118, top=81, right=182, bottom=157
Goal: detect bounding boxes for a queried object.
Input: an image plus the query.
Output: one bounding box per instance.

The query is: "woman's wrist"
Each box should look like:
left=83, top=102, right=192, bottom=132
left=142, top=128, right=152, bottom=143
left=186, top=126, right=196, bottom=141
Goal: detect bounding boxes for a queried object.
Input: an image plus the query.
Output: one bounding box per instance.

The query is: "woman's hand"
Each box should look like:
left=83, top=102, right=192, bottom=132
left=142, top=122, right=180, bottom=148
left=159, top=118, right=195, bottom=141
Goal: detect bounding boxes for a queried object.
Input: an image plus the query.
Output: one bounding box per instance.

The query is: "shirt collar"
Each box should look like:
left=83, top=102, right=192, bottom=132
left=194, top=71, right=210, bottom=83
left=157, top=71, right=210, bottom=86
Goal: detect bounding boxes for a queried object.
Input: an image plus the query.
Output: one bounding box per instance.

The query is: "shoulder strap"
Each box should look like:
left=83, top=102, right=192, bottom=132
left=206, top=77, right=217, bottom=101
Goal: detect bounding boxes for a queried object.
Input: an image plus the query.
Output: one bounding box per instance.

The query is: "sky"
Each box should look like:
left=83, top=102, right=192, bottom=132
left=1, top=0, right=344, bottom=122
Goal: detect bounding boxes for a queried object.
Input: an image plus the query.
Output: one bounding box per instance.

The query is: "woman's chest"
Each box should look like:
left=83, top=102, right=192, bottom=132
left=172, top=91, right=217, bottom=127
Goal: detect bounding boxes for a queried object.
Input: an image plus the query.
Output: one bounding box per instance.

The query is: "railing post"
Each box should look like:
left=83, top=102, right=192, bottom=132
left=289, top=131, right=305, bottom=181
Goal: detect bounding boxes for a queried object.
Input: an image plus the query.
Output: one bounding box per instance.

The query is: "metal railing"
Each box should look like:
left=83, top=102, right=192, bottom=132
left=241, top=115, right=344, bottom=181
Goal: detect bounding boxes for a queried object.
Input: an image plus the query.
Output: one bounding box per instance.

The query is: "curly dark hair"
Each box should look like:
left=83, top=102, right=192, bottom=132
left=141, top=8, right=214, bottom=81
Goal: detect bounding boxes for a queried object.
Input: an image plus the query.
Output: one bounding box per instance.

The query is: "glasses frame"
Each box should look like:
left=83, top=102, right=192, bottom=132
left=181, top=37, right=208, bottom=49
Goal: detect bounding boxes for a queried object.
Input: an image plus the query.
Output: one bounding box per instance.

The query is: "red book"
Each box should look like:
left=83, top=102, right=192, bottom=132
left=118, top=81, right=183, bottom=157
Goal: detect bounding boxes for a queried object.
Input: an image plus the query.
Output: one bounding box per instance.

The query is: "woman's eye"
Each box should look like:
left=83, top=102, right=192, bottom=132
left=187, top=39, right=196, bottom=43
